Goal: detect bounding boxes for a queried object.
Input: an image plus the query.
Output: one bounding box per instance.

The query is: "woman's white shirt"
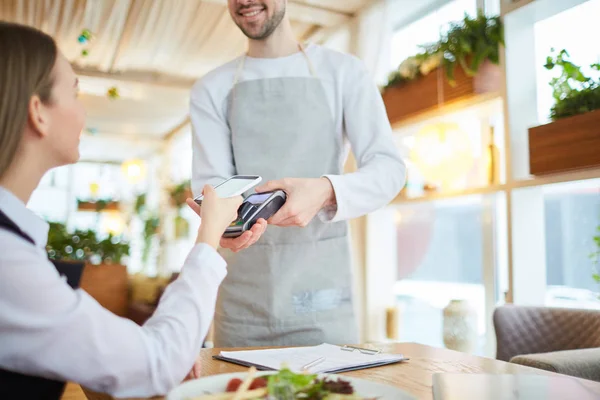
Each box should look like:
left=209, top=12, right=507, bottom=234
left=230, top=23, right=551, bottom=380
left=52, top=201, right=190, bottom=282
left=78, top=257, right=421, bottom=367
left=0, top=186, right=225, bottom=397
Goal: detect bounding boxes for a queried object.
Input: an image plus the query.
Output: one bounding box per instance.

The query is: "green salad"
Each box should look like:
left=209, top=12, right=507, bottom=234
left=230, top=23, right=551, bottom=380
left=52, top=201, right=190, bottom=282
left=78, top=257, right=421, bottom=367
left=265, top=368, right=363, bottom=399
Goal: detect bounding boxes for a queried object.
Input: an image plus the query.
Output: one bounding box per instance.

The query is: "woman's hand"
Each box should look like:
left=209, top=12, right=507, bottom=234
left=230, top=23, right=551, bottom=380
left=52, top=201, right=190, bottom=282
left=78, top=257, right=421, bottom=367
left=183, top=356, right=202, bottom=381
left=186, top=185, right=243, bottom=249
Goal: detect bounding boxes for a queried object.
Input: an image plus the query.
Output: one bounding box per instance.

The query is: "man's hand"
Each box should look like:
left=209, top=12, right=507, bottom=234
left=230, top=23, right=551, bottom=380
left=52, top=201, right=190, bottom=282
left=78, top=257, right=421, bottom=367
left=186, top=195, right=268, bottom=253
left=254, top=177, right=336, bottom=227
left=219, top=218, right=267, bottom=252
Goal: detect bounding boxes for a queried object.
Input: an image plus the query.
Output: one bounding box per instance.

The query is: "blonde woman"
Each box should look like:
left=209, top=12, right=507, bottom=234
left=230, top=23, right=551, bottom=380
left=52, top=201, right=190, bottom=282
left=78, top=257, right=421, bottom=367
left=0, top=22, right=241, bottom=399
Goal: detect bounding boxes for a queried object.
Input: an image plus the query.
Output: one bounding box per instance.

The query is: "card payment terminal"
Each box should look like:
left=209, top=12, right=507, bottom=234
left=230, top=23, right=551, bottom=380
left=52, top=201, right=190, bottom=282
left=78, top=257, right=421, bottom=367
left=223, top=190, right=287, bottom=238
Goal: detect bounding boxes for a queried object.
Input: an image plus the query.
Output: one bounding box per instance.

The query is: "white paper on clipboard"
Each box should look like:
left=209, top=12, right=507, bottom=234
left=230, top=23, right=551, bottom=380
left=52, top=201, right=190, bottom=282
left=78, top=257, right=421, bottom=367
left=213, top=343, right=408, bottom=374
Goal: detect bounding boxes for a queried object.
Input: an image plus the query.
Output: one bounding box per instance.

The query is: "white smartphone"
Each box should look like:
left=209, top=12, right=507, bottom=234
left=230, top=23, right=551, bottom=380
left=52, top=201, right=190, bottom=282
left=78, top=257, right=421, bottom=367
left=193, top=175, right=261, bottom=204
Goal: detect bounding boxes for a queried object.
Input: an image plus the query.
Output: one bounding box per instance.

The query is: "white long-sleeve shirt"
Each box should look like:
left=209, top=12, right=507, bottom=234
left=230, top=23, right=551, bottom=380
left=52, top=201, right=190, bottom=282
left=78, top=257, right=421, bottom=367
left=190, top=44, right=406, bottom=222
left=0, top=186, right=225, bottom=398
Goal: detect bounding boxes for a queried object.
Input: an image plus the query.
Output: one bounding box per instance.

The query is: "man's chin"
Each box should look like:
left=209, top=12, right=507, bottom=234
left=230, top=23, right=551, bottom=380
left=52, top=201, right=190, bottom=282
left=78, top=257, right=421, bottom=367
left=239, top=26, right=268, bottom=40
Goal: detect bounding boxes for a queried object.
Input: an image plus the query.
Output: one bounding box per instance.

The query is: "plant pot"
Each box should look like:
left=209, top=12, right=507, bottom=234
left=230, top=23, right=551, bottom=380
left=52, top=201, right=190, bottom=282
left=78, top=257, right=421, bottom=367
left=382, top=60, right=501, bottom=126
left=442, top=299, right=477, bottom=353
left=77, top=200, right=120, bottom=212
left=528, top=109, right=600, bottom=176
left=79, top=263, right=129, bottom=317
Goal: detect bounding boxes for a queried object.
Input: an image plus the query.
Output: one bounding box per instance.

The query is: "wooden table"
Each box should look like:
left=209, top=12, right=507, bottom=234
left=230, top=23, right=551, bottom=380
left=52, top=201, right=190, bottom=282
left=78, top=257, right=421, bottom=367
left=70, top=342, right=600, bottom=400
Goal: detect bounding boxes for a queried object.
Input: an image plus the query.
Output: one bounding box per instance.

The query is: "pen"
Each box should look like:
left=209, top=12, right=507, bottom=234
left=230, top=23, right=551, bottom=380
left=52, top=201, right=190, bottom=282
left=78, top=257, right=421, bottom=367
left=302, top=356, right=326, bottom=371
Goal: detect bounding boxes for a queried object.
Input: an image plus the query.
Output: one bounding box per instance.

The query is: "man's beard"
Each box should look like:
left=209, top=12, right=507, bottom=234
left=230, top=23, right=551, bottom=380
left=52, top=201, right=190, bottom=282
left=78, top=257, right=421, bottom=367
left=236, top=5, right=286, bottom=40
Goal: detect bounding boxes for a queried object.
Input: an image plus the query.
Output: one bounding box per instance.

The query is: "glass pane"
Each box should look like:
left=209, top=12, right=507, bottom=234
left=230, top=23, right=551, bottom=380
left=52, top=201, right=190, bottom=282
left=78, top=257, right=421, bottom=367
left=392, top=194, right=496, bottom=355
left=395, top=98, right=505, bottom=197
left=534, top=0, right=600, bottom=123
left=30, top=166, right=72, bottom=222
left=29, top=187, right=70, bottom=222
left=543, top=179, right=600, bottom=309
left=169, top=128, right=193, bottom=184
left=39, top=166, right=71, bottom=189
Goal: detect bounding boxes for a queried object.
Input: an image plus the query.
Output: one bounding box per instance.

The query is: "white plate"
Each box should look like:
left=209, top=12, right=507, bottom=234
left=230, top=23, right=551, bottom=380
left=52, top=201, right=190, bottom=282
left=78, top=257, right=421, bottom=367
left=167, top=371, right=417, bottom=400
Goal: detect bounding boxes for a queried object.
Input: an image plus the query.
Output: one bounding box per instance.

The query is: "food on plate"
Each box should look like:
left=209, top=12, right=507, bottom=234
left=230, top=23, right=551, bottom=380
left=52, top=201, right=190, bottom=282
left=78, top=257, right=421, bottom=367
left=225, top=377, right=268, bottom=392
left=188, top=367, right=378, bottom=399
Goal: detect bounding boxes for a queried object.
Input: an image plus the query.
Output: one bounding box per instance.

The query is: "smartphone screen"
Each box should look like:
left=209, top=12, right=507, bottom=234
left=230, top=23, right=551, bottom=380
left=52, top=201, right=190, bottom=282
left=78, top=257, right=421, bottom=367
left=195, top=175, right=261, bottom=202
left=214, top=177, right=259, bottom=197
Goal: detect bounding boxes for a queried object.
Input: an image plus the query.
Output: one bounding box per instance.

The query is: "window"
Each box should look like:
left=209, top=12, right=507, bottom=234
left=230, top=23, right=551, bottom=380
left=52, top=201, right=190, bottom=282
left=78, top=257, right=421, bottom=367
left=395, top=99, right=505, bottom=197
left=392, top=194, right=498, bottom=355
left=534, top=0, right=600, bottom=123
left=543, top=179, right=600, bottom=310
left=29, top=166, right=72, bottom=223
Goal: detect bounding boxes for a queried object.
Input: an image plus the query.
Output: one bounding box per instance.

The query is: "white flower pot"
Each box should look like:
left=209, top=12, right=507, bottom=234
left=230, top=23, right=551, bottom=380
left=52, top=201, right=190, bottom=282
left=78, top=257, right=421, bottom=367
left=442, top=299, right=477, bottom=353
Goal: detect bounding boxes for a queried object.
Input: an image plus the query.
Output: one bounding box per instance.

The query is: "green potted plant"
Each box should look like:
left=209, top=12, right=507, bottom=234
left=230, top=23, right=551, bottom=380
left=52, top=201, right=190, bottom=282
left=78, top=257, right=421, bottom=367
left=169, top=180, right=191, bottom=239
left=169, top=179, right=192, bottom=208
left=46, top=222, right=130, bottom=265
left=385, top=12, right=503, bottom=89
left=142, top=215, right=160, bottom=264
left=46, top=222, right=131, bottom=316
left=134, top=193, right=146, bottom=215
left=543, top=49, right=600, bottom=121
left=528, top=49, right=600, bottom=176
left=382, top=11, right=503, bottom=124
left=132, top=193, right=161, bottom=264
left=77, top=197, right=120, bottom=212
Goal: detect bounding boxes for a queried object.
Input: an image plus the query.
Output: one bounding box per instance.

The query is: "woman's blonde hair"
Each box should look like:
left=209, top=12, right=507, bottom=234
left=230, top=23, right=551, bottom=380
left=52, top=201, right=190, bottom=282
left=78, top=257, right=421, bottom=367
left=0, top=22, right=57, bottom=179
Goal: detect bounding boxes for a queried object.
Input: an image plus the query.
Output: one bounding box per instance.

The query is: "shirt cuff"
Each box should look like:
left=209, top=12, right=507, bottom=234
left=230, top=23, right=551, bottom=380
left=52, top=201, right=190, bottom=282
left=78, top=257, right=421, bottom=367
left=318, top=174, right=344, bottom=223
left=183, top=243, right=227, bottom=281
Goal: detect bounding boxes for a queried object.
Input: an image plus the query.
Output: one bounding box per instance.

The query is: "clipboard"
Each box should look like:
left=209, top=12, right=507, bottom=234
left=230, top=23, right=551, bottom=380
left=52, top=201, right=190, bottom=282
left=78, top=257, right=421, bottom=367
left=212, top=343, right=408, bottom=374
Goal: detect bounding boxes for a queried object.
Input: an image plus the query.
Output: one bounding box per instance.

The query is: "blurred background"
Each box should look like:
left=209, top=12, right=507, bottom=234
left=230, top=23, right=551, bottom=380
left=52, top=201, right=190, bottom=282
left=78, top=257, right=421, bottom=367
left=2, top=0, right=599, bottom=357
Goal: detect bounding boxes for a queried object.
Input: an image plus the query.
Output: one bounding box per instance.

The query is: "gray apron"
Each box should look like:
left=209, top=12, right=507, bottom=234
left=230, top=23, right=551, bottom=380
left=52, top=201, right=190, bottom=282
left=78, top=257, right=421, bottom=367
left=214, top=44, right=359, bottom=347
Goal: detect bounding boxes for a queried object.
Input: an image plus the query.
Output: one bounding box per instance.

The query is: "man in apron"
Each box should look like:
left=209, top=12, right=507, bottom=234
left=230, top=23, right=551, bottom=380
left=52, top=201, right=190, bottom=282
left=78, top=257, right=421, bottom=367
left=190, top=0, right=406, bottom=347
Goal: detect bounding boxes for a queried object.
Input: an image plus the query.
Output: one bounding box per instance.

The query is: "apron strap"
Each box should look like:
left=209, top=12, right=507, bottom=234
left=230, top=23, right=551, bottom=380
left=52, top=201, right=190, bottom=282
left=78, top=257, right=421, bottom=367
left=298, top=43, right=317, bottom=77
left=232, top=55, right=246, bottom=87
left=232, top=42, right=317, bottom=86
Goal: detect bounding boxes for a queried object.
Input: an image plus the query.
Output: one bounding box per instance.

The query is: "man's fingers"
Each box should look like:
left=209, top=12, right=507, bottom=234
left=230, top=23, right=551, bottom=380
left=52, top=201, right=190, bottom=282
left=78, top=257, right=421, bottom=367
left=220, top=230, right=253, bottom=251
left=219, top=218, right=268, bottom=251
left=246, top=236, right=260, bottom=247
left=268, top=203, right=294, bottom=225
left=255, top=179, right=285, bottom=193
left=246, top=220, right=267, bottom=246
left=252, top=219, right=267, bottom=231
left=220, top=232, right=251, bottom=248
left=232, top=231, right=253, bottom=252
left=243, top=223, right=262, bottom=247
left=273, top=217, right=296, bottom=227
left=258, top=219, right=268, bottom=234
left=273, top=213, right=308, bottom=227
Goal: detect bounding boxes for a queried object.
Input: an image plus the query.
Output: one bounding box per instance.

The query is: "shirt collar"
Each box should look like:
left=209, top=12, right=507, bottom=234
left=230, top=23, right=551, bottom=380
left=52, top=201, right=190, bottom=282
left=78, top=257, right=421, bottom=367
left=0, top=186, right=49, bottom=248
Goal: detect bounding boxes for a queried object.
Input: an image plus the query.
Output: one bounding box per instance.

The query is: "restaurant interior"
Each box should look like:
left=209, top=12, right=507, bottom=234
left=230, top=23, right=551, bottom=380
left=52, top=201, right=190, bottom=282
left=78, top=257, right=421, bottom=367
left=1, top=0, right=600, bottom=398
